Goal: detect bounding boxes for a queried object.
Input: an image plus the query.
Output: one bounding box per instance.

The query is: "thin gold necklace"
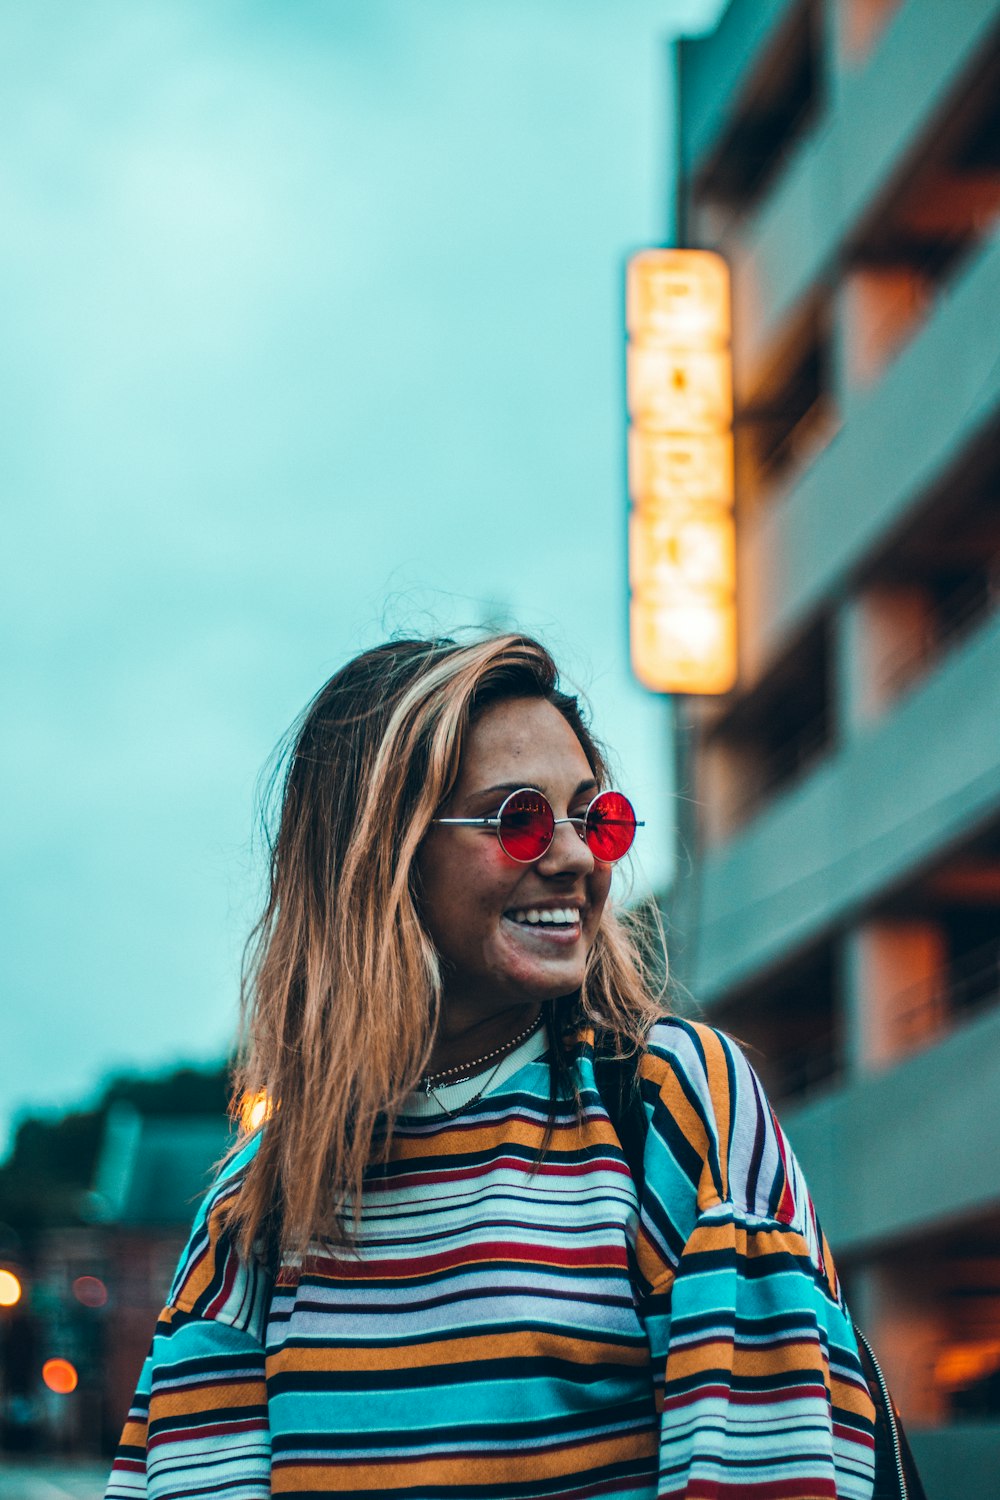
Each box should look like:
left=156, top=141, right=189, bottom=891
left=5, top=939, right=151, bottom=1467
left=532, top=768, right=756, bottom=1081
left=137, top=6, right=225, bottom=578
left=421, top=1012, right=546, bottom=1116
left=422, top=1057, right=511, bottom=1120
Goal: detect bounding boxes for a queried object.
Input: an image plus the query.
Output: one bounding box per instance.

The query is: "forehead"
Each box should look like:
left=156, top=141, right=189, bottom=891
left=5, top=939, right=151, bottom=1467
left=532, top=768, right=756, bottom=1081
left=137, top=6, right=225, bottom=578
left=456, top=697, right=594, bottom=788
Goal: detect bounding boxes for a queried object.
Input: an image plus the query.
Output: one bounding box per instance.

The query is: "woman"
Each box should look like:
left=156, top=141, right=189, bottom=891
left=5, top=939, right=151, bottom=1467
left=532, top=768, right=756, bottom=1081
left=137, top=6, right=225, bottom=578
left=106, top=633, right=876, bottom=1499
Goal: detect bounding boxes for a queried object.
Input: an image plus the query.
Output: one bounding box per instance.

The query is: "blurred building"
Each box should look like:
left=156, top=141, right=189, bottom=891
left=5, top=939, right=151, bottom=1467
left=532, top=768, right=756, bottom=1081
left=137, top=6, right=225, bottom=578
left=670, top=1, right=1000, bottom=1495
left=25, top=1107, right=229, bottom=1453
left=88, top=1105, right=232, bottom=1445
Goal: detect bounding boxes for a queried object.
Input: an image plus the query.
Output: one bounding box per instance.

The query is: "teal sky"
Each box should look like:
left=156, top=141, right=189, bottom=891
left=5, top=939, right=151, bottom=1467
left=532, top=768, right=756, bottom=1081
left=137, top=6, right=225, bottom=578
left=2, top=0, right=722, bottom=1151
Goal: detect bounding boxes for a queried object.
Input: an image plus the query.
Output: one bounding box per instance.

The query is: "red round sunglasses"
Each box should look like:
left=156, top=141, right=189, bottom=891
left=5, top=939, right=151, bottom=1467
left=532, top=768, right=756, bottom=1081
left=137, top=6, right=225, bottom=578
left=434, top=787, right=642, bottom=864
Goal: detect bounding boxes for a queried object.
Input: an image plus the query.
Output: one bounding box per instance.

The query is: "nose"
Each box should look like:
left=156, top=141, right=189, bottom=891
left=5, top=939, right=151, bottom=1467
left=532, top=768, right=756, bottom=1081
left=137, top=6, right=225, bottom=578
left=534, top=818, right=595, bottom=878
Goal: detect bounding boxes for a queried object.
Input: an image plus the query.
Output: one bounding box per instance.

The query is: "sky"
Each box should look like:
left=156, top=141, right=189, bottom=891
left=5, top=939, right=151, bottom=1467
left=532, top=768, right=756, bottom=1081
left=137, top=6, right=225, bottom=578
left=2, top=0, right=723, bottom=1153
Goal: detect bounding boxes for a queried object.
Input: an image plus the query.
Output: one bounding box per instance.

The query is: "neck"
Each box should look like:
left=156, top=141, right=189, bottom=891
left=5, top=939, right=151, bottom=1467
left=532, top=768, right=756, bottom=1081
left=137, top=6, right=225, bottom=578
left=426, top=999, right=544, bottom=1077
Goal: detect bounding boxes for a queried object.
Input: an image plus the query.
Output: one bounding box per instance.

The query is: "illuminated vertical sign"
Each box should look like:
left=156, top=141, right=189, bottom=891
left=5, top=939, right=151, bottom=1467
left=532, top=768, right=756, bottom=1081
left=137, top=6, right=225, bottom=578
left=626, top=249, right=736, bottom=694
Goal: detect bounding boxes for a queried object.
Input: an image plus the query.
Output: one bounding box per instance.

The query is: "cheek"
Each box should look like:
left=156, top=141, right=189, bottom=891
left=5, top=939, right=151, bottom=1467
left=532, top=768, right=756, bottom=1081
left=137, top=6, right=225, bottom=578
left=418, top=840, right=516, bottom=954
left=585, top=872, right=613, bottom=938
left=465, top=853, right=524, bottom=932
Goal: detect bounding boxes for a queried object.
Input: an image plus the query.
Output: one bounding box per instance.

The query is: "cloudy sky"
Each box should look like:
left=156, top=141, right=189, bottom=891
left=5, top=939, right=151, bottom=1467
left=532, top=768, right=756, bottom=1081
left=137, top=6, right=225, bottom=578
left=2, top=0, right=722, bottom=1151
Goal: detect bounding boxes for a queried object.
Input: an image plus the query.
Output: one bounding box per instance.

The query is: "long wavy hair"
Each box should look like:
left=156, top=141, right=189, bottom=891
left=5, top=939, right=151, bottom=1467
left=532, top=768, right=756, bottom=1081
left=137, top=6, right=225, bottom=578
left=226, top=633, right=666, bottom=1260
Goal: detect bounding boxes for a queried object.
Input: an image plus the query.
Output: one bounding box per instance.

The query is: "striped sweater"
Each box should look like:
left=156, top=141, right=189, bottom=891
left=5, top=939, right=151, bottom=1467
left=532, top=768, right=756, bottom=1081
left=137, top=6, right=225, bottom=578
left=106, top=1018, right=876, bottom=1498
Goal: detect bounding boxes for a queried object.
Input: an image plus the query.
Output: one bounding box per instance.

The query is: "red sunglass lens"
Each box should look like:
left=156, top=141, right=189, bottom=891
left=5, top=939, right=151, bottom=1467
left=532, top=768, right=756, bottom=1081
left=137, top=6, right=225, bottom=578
left=585, top=791, right=637, bottom=862
left=497, top=790, right=554, bottom=861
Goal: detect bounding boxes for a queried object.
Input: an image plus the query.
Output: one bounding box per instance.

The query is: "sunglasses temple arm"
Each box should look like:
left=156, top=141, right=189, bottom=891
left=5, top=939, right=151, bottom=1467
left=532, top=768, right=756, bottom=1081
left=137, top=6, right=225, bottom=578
left=432, top=817, right=499, bottom=827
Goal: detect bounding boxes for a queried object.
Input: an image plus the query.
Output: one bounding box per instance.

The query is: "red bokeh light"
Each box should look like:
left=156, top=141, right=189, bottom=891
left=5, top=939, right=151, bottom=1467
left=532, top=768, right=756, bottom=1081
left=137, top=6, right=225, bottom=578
left=72, top=1274, right=108, bottom=1308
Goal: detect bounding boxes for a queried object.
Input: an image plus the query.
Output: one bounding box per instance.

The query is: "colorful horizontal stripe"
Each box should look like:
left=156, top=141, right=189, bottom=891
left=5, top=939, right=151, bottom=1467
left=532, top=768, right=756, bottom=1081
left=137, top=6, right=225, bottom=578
left=105, top=1019, right=875, bottom=1499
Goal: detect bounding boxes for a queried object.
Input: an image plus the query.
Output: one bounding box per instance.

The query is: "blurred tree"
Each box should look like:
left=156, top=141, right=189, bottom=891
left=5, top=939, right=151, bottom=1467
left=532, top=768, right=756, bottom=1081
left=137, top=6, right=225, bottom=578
left=0, top=1063, right=231, bottom=1244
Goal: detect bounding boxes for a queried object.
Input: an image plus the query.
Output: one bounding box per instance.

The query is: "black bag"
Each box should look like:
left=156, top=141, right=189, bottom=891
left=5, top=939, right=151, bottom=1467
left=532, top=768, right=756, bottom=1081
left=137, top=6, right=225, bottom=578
left=592, top=1040, right=928, bottom=1500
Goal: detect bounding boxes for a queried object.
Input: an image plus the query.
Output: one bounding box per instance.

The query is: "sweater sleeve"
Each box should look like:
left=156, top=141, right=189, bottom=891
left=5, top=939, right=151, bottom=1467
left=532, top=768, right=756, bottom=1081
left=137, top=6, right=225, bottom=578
left=634, top=1020, right=876, bottom=1500
left=104, top=1136, right=271, bottom=1500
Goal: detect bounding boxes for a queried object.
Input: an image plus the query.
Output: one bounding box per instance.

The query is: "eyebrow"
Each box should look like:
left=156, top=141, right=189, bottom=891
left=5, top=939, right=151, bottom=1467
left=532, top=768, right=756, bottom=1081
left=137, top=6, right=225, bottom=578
left=471, top=777, right=600, bottom=801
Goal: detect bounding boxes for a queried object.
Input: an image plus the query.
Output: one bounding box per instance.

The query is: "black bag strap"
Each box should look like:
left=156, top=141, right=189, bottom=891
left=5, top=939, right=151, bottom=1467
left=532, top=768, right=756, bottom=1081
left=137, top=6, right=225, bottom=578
left=592, top=1033, right=648, bottom=1193
left=591, top=1035, right=926, bottom=1500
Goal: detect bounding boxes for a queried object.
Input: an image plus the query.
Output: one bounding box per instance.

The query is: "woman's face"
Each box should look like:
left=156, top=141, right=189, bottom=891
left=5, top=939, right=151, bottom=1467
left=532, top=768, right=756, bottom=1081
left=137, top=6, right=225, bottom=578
left=417, top=696, right=613, bottom=1029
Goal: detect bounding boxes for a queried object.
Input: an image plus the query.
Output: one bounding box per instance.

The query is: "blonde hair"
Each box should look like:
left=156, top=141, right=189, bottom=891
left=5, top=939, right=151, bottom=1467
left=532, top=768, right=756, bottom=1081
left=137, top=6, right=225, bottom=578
left=227, top=634, right=665, bottom=1259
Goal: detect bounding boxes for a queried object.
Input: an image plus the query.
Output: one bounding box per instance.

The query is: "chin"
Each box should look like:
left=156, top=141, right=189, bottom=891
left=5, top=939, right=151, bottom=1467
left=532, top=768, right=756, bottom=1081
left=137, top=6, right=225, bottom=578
left=505, top=963, right=587, bottom=1003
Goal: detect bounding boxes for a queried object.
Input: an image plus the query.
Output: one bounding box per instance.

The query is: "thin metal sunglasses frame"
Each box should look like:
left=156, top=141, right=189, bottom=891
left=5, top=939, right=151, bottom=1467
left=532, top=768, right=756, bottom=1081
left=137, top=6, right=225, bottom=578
left=433, top=787, right=643, bottom=864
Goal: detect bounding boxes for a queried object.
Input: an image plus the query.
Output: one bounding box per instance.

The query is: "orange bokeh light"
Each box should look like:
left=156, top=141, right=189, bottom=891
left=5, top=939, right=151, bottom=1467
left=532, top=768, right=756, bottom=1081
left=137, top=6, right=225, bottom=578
left=239, top=1089, right=273, bottom=1133
left=935, top=1339, right=1000, bottom=1390
left=0, top=1269, right=22, bottom=1307
left=42, top=1358, right=79, bottom=1395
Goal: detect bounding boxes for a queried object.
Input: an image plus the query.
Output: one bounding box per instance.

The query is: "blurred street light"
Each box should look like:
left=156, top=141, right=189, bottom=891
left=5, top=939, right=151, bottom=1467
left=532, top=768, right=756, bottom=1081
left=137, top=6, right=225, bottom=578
left=42, top=1357, right=79, bottom=1395
left=0, top=1268, right=22, bottom=1307
left=239, top=1089, right=272, bottom=1133
left=71, top=1275, right=108, bottom=1309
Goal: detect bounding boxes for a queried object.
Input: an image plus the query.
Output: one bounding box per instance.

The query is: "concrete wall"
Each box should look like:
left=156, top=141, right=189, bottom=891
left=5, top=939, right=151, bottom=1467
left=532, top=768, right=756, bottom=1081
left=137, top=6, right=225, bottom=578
left=909, top=1424, right=1000, bottom=1500
left=783, top=1003, right=1000, bottom=1255
left=727, top=0, right=1000, bottom=389
left=677, top=0, right=794, bottom=182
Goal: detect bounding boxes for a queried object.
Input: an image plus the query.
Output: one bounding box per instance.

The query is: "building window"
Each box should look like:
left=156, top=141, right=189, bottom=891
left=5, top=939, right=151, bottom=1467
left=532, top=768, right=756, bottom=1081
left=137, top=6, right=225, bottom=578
left=837, top=0, right=906, bottom=69
left=700, top=616, right=835, bottom=836
left=713, top=941, right=841, bottom=1105
left=859, top=818, right=1000, bottom=1065
left=844, top=36, right=1000, bottom=385
left=860, top=419, right=1000, bottom=710
left=858, top=1213, right=1000, bottom=1428
left=737, top=304, right=835, bottom=498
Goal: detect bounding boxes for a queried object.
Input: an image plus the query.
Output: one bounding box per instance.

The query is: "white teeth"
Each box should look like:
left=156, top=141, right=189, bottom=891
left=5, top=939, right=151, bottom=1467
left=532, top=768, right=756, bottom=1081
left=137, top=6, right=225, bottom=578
left=508, top=907, right=581, bottom=927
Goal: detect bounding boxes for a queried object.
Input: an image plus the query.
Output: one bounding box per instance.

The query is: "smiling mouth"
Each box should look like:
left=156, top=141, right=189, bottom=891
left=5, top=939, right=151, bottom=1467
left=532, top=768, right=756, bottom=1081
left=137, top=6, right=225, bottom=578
left=504, top=906, right=582, bottom=930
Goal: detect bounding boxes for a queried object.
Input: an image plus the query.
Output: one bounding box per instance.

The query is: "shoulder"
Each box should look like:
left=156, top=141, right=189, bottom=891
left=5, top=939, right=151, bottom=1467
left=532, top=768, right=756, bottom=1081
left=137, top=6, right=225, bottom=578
left=638, top=1016, right=755, bottom=1131
left=641, top=1015, right=740, bottom=1085
left=162, top=1132, right=267, bottom=1331
left=637, top=1017, right=799, bottom=1226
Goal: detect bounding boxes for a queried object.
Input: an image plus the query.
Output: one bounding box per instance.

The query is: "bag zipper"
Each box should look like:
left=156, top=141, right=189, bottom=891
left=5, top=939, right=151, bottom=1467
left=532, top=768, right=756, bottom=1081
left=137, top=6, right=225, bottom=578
left=854, top=1323, right=908, bottom=1500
